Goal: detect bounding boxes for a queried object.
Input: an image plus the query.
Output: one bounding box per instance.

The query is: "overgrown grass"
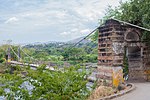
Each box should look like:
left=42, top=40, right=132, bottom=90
left=87, top=85, right=114, bottom=100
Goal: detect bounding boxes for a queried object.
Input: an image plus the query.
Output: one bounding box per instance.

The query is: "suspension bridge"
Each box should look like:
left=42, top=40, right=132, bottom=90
left=3, top=45, right=55, bottom=70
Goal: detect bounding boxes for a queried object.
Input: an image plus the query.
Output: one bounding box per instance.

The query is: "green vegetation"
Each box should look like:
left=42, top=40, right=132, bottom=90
left=1, top=0, right=149, bottom=99
left=20, top=42, right=97, bottom=64
left=0, top=41, right=97, bottom=99
left=0, top=65, right=90, bottom=100
left=123, top=46, right=128, bottom=77
left=103, top=0, right=150, bottom=42
left=0, top=42, right=97, bottom=99
left=0, top=45, right=7, bottom=63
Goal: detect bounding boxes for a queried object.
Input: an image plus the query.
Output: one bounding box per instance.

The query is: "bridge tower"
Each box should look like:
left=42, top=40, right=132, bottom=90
left=6, top=47, right=11, bottom=63
left=97, top=19, right=150, bottom=85
left=18, top=46, right=21, bottom=62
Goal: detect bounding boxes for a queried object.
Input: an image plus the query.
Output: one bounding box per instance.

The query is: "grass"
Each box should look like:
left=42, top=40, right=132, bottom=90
left=87, top=85, right=115, bottom=100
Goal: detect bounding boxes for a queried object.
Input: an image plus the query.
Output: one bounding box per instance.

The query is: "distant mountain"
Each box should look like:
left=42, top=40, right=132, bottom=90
left=24, top=36, right=93, bottom=49
left=24, top=36, right=91, bottom=46
left=45, top=41, right=65, bottom=44
left=67, top=37, right=91, bottom=44
left=25, top=41, right=65, bottom=46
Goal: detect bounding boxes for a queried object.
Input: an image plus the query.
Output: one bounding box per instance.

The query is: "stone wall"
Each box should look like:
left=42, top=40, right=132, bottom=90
left=96, top=66, right=113, bottom=85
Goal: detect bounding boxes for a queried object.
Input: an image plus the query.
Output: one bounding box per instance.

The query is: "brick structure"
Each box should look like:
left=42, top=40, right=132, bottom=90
left=97, top=19, right=150, bottom=83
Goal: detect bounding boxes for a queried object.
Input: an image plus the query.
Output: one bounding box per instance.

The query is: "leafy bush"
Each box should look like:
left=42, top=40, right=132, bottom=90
left=0, top=65, right=90, bottom=100
left=0, top=58, right=5, bottom=63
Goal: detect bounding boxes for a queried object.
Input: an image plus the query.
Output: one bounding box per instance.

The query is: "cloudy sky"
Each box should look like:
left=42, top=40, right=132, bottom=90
left=0, top=0, right=128, bottom=44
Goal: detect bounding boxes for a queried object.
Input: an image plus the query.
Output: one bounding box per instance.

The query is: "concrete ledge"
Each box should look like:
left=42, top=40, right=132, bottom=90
left=98, top=83, right=136, bottom=100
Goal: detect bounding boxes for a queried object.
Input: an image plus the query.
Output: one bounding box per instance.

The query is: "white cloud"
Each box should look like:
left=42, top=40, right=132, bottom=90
left=4, top=17, right=19, bottom=24
left=80, top=29, right=90, bottom=34
left=71, top=28, right=78, bottom=32
left=0, top=0, right=129, bottom=43
left=60, top=32, right=70, bottom=36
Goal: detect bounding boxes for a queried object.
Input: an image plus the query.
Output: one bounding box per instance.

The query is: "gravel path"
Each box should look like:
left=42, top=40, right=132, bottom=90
left=113, top=82, right=150, bottom=100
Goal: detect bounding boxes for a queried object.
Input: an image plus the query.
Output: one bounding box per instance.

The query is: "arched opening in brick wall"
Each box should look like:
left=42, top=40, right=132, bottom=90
left=126, top=31, right=141, bottom=61
left=127, top=46, right=141, bottom=61
left=125, top=31, right=143, bottom=81
left=125, top=32, right=139, bottom=41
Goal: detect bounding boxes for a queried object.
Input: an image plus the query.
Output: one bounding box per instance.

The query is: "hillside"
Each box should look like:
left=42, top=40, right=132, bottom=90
left=24, top=36, right=97, bottom=49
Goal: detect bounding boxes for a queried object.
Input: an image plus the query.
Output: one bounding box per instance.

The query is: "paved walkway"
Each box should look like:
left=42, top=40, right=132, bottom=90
left=113, top=82, right=150, bottom=100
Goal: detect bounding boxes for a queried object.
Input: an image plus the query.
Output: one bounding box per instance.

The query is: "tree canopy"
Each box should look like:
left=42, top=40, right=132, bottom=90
left=95, top=0, right=150, bottom=41
left=105, top=0, right=150, bottom=27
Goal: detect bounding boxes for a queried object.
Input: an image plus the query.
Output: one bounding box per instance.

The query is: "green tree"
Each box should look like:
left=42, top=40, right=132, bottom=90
left=92, top=0, right=150, bottom=42
left=105, top=0, right=150, bottom=41
left=90, top=30, right=99, bottom=43
left=61, top=47, right=86, bottom=62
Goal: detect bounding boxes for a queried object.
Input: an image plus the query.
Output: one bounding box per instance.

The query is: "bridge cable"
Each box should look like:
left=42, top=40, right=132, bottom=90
left=73, top=18, right=150, bottom=48
left=72, top=27, right=99, bottom=47
left=10, top=45, right=20, bottom=59
left=20, top=47, right=34, bottom=60
left=20, top=47, right=41, bottom=64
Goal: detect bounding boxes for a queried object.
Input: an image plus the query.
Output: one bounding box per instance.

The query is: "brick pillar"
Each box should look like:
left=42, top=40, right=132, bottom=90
left=97, top=19, right=125, bottom=85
